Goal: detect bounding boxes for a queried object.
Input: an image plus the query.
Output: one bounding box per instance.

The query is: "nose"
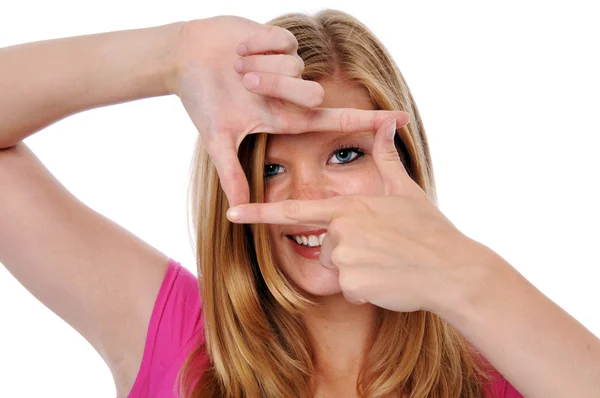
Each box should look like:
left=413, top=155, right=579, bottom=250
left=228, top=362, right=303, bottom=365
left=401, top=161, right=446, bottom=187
left=288, top=166, right=335, bottom=201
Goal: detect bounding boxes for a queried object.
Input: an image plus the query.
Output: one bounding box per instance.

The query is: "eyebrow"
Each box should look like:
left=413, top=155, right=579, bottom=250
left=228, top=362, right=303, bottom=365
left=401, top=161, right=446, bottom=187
left=326, top=131, right=374, bottom=147
left=264, top=131, right=376, bottom=162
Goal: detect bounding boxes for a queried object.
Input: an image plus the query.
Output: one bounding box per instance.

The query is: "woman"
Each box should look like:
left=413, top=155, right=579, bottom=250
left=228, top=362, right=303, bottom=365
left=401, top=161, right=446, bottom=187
left=0, top=9, right=598, bottom=398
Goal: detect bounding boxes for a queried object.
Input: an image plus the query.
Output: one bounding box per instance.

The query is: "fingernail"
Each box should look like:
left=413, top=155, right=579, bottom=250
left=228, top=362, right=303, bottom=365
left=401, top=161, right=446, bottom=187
left=244, top=73, right=260, bottom=89
left=234, top=58, right=244, bottom=73
left=387, top=119, right=397, bottom=140
left=236, top=43, right=248, bottom=56
left=226, top=207, right=241, bottom=221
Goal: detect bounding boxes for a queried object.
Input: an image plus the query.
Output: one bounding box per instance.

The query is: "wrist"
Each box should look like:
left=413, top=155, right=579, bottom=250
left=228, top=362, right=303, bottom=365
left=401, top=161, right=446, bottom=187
left=155, top=20, right=188, bottom=96
left=165, top=18, right=212, bottom=97
left=432, top=238, right=508, bottom=324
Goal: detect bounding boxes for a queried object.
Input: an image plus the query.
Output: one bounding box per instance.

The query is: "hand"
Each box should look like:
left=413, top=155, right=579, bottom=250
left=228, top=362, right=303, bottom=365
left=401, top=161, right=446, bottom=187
left=226, top=119, right=492, bottom=314
left=171, top=16, right=410, bottom=206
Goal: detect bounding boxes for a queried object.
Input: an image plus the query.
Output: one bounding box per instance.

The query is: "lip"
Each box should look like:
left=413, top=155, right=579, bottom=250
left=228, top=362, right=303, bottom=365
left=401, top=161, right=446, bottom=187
left=286, top=235, right=322, bottom=260
left=284, top=228, right=328, bottom=237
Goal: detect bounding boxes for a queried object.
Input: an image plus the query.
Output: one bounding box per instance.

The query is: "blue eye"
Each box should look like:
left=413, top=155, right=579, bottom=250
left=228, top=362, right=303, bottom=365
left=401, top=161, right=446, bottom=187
left=329, top=147, right=363, bottom=164
left=264, top=163, right=284, bottom=178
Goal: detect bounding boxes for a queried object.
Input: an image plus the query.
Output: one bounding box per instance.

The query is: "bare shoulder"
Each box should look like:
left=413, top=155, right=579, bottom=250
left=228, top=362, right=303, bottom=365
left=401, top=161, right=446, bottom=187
left=0, top=143, right=171, bottom=396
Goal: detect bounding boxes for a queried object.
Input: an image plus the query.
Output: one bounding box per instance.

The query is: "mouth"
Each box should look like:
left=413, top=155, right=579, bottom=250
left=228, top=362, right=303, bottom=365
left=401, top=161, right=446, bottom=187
left=284, top=229, right=327, bottom=260
left=286, top=232, right=326, bottom=247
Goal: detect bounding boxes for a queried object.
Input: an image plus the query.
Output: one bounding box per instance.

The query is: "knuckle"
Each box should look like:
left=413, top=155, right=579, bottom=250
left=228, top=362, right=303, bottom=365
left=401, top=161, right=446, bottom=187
left=339, top=109, right=356, bottom=133
left=265, top=24, right=277, bottom=39
left=346, top=196, right=369, bottom=212
left=239, top=56, right=252, bottom=71
left=382, top=149, right=401, bottom=163
left=265, top=74, right=279, bottom=94
left=328, top=218, right=341, bottom=234
left=281, top=28, right=299, bottom=52
left=339, top=271, right=365, bottom=304
left=331, top=247, right=350, bottom=267
left=283, top=55, right=300, bottom=76
left=288, top=56, right=304, bottom=76
left=310, top=83, right=325, bottom=106
left=295, top=56, right=305, bottom=75
left=282, top=200, right=301, bottom=219
left=265, top=26, right=296, bottom=53
left=339, top=271, right=360, bottom=293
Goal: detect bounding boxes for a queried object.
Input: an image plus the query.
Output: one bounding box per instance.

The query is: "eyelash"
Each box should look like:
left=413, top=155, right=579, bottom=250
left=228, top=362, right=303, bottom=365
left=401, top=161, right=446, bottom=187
left=264, top=144, right=365, bottom=179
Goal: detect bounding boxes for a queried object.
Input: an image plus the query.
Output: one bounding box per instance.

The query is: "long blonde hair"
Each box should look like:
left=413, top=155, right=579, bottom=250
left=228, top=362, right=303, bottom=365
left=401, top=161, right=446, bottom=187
left=178, top=9, right=494, bottom=398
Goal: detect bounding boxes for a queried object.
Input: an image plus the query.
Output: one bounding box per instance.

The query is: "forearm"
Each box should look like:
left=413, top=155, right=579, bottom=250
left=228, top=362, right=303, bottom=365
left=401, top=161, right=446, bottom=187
left=443, top=248, right=600, bottom=398
left=0, top=21, right=184, bottom=149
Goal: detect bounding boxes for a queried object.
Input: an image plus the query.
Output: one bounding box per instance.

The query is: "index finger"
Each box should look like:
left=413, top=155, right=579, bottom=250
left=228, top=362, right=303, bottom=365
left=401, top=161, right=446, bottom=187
left=226, top=198, right=340, bottom=225
left=283, top=108, right=410, bottom=135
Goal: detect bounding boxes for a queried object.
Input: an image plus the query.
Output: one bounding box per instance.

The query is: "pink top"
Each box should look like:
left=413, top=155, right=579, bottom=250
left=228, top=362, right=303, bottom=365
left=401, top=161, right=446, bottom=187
left=126, top=258, right=204, bottom=398
left=126, top=258, right=523, bottom=397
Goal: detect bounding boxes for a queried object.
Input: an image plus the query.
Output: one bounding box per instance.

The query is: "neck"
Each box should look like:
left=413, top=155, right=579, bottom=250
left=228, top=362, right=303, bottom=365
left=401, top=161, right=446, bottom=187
left=301, top=293, right=378, bottom=385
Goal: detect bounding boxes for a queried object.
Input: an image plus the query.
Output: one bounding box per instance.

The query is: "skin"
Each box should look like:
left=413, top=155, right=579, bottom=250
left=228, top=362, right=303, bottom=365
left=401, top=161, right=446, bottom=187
left=176, top=17, right=410, bottom=206
left=2, top=15, right=599, bottom=398
left=230, top=38, right=600, bottom=397
left=0, top=18, right=410, bottom=397
left=264, top=79, right=384, bottom=395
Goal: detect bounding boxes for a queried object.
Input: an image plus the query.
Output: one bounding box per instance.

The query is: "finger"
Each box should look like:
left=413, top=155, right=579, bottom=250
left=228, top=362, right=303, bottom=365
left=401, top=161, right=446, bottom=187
left=206, top=140, right=250, bottom=206
left=343, top=291, right=368, bottom=305
left=372, top=119, right=412, bottom=194
left=282, top=108, right=410, bottom=135
left=318, top=233, right=336, bottom=270
left=237, top=25, right=298, bottom=56
left=226, top=198, right=340, bottom=226
left=242, top=72, right=324, bottom=108
left=234, top=54, right=304, bottom=77
left=338, top=268, right=369, bottom=305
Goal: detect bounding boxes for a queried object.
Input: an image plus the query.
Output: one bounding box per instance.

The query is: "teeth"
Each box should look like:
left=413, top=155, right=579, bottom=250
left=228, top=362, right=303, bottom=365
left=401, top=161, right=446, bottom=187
left=291, top=233, right=327, bottom=247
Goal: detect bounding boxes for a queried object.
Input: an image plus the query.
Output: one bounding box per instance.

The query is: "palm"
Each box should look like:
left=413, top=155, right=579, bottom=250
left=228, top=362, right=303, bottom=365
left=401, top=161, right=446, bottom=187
left=173, top=16, right=409, bottom=206
left=179, top=65, right=294, bottom=146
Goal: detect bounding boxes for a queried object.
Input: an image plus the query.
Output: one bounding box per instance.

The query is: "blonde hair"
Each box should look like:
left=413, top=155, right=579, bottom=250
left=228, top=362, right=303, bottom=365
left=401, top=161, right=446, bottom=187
left=178, top=9, right=494, bottom=398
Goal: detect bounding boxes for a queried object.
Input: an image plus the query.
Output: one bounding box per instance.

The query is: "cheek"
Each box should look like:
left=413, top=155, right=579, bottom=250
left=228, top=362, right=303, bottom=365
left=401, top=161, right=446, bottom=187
left=266, top=223, right=279, bottom=243
left=263, top=162, right=385, bottom=201
left=264, top=182, right=280, bottom=203
left=264, top=173, right=293, bottom=203
left=332, top=164, right=385, bottom=196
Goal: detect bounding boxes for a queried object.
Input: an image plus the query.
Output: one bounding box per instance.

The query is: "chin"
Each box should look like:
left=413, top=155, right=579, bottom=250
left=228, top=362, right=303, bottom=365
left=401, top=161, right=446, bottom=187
left=276, top=255, right=343, bottom=297
left=296, top=278, right=343, bottom=297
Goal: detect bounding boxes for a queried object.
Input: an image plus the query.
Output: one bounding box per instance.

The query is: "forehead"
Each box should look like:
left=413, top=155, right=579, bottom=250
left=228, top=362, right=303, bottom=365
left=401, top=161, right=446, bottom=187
left=267, top=79, right=376, bottom=150
left=318, top=78, right=376, bottom=110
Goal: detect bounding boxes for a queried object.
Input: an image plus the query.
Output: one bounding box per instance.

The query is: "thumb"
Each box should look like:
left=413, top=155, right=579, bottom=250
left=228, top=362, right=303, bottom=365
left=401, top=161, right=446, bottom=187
left=207, top=139, right=250, bottom=206
left=372, top=119, right=410, bottom=195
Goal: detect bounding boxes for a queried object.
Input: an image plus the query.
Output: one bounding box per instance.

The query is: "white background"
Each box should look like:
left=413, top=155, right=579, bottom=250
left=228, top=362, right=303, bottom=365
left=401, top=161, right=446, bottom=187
left=1, top=1, right=599, bottom=396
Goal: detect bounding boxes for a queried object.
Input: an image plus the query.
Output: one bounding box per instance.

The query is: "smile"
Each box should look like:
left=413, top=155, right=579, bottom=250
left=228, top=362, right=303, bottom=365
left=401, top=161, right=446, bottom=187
left=288, top=233, right=326, bottom=247
left=284, top=229, right=327, bottom=260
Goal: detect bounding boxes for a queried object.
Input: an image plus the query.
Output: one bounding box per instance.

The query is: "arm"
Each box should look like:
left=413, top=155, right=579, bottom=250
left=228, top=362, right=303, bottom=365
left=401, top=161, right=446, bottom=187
left=0, top=16, right=409, bottom=396
left=0, top=22, right=184, bottom=396
left=0, top=21, right=183, bottom=149
left=225, top=122, right=600, bottom=397
left=441, top=246, right=600, bottom=398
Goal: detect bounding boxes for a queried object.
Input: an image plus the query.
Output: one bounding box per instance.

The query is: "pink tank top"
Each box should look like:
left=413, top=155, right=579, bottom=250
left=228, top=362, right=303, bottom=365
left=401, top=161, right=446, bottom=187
left=126, top=258, right=522, bottom=397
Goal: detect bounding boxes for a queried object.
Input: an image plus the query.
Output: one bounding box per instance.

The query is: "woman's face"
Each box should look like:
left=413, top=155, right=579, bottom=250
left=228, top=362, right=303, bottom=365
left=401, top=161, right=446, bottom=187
left=265, top=79, right=386, bottom=297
